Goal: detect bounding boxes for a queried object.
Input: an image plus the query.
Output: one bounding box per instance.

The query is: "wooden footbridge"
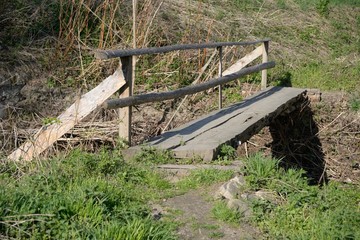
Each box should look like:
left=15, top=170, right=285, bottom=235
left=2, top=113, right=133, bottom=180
left=8, top=39, right=308, bottom=161
left=126, top=86, right=305, bottom=161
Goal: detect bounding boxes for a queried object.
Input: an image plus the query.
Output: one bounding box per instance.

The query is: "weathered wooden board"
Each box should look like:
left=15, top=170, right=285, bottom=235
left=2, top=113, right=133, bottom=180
left=8, top=67, right=126, bottom=161
left=125, top=87, right=306, bottom=161
left=222, top=45, right=262, bottom=76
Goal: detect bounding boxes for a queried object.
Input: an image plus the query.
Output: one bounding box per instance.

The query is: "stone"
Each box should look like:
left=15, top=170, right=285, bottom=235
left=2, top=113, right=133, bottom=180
left=254, top=190, right=278, bottom=202
left=241, top=190, right=278, bottom=204
left=216, top=175, right=246, bottom=200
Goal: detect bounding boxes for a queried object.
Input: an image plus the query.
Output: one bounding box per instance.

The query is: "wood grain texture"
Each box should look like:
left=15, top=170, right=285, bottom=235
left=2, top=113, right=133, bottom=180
left=125, top=87, right=306, bottom=161
left=222, top=45, right=263, bottom=76
left=94, top=39, right=271, bottom=59
left=118, top=57, right=133, bottom=144
left=8, top=67, right=126, bottom=161
left=104, top=61, right=275, bottom=109
left=261, top=41, right=269, bottom=90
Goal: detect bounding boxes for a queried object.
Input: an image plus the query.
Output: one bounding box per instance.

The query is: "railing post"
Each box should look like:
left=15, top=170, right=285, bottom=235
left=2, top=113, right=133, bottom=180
left=218, top=46, right=223, bottom=109
left=261, top=40, right=269, bottom=90
left=119, top=56, right=133, bottom=145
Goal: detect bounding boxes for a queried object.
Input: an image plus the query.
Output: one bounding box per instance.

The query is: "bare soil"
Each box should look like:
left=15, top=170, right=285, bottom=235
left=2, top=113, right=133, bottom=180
left=157, top=184, right=260, bottom=240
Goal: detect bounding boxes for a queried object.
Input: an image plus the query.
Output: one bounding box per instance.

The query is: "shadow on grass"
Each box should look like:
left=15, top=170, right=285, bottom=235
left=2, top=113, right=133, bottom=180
left=269, top=96, right=327, bottom=184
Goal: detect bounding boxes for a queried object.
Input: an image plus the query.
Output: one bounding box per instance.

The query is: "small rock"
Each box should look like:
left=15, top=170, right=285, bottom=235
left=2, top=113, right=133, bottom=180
left=344, top=178, right=352, bottom=184
left=242, top=190, right=278, bottom=203
left=254, top=190, right=278, bottom=202
left=216, top=176, right=246, bottom=200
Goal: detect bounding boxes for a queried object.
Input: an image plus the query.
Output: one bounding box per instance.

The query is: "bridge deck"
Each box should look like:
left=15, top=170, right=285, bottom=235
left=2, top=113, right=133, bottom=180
left=125, top=87, right=306, bottom=161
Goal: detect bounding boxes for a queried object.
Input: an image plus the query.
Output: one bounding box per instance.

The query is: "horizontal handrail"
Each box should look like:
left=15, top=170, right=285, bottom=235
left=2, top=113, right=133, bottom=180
left=104, top=61, right=275, bottom=109
left=95, top=38, right=270, bottom=59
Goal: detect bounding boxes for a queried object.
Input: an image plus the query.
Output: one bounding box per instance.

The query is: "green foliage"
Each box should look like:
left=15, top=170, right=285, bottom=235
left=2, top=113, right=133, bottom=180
left=291, top=61, right=359, bottom=91
left=242, top=154, right=360, bottom=239
left=42, top=117, right=61, bottom=126
left=316, top=0, right=330, bottom=17
left=211, top=201, right=242, bottom=224
left=330, top=0, right=360, bottom=6
left=259, top=182, right=360, bottom=239
left=349, top=92, right=360, bottom=111
left=276, top=0, right=287, bottom=9
left=0, top=149, right=176, bottom=239
left=223, top=87, right=243, bottom=106
left=294, top=0, right=360, bottom=9
left=176, top=169, right=234, bottom=191
left=216, top=144, right=237, bottom=162
left=243, top=153, right=279, bottom=189
left=134, top=147, right=176, bottom=165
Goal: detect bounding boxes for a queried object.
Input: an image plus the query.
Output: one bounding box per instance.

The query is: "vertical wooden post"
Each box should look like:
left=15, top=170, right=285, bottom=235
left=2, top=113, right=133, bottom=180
left=119, top=57, right=133, bottom=145
left=218, top=46, right=223, bottom=109
left=132, top=0, right=137, bottom=93
left=261, top=40, right=269, bottom=90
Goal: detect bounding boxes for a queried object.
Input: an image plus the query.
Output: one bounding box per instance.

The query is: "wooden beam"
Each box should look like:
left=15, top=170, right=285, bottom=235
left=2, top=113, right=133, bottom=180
left=104, top=61, right=275, bottom=109
left=94, top=39, right=271, bottom=59
left=261, top=41, right=269, bottom=90
left=118, top=57, right=133, bottom=144
left=222, top=45, right=263, bottom=76
left=8, top=68, right=126, bottom=161
left=218, top=46, right=223, bottom=110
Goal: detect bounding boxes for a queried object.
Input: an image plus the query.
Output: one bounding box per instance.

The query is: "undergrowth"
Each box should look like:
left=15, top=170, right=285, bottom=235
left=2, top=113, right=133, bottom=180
left=242, top=154, right=360, bottom=239
left=0, top=148, right=234, bottom=239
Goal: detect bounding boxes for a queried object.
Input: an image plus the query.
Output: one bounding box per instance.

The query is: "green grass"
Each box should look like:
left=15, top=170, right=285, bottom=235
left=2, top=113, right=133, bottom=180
left=349, top=92, right=360, bottom=111
left=0, top=148, right=236, bottom=239
left=176, top=169, right=234, bottom=192
left=273, top=60, right=360, bottom=92
left=211, top=201, right=242, bottom=224
left=0, top=149, right=177, bottom=239
left=242, top=154, right=360, bottom=239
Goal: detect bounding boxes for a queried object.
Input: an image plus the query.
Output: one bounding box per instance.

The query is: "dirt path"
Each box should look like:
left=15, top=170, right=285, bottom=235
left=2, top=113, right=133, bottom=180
left=160, top=184, right=261, bottom=240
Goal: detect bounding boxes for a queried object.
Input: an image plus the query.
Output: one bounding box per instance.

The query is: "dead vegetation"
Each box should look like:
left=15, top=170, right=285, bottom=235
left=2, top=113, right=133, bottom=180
left=0, top=0, right=359, bottom=182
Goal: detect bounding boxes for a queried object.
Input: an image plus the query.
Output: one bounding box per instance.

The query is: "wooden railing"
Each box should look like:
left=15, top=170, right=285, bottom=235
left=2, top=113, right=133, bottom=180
left=95, top=39, right=274, bottom=145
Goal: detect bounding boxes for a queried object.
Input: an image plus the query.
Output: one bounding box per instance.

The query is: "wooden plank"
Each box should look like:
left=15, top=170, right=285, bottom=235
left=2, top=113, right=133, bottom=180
left=170, top=87, right=306, bottom=160
left=218, top=46, right=223, bottom=109
left=125, top=87, right=306, bottom=161
left=261, top=41, right=269, bottom=90
left=8, top=67, right=126, bottom=161
left=158, top=161, right=244, bottom=171
left=94, top=38, right=271, bottom=59
left=104, top=61, right=275, bottom=109
left=222, top=45, right=263, bottom=76
left=118, top=57, right=133, bottom=144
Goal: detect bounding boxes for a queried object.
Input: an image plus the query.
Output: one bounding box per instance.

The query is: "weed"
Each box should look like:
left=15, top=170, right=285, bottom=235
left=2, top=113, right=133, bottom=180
left=134, top=147, right=176, bottom=165
left=217, top=144, right=237, bottom=162
left=243, top=153, right=279, bottom=189
left=317, top=0, right=330, bottom=17
left=211, top=201, right=242, bottom=224
left=276, top=0, right=287, bottom=9
left=176, top=169, right=234, bottom=191
left=223, top=87, right=243, bottom=106
left=349, top=92, right=360, bottom=111
left=208, top=231, right=225, bottom=238
left=42, top=117, right=61, bottom=126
